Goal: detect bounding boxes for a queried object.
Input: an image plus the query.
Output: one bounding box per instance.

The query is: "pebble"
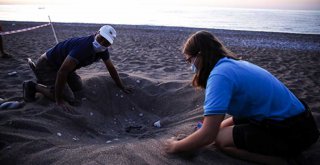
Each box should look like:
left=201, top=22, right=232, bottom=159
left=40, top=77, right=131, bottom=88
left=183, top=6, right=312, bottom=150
left=72, top=137, right=79, bottom=141
left=139, top=113, right=143, bottom=117
left=120, top=94, right=123, bottom=98
left=7, top=71, right=17, bottom=76
left=90, top=112, right=93, bottom=116
left=106, top=140, right=112, bottom=144
left=136, top=80, right=140, bottom=83
left=57, top=132, right=62, bottom=136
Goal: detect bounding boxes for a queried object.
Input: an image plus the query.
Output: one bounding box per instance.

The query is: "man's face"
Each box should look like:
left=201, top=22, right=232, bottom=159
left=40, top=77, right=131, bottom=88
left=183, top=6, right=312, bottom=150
left=95, top=33, right=111, bottom=47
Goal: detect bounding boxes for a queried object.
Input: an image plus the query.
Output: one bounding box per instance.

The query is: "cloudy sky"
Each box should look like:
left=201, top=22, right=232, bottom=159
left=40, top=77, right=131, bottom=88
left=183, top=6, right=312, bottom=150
left=1, top=0, right=320, bottom=10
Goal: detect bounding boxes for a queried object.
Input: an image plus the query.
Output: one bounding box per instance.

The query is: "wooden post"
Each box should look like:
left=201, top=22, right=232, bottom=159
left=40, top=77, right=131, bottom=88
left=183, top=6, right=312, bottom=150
left=48, top=15, right=58, bottom=44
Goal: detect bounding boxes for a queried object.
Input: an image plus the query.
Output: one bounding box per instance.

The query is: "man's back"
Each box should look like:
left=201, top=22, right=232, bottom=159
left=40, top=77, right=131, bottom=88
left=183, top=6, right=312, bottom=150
left=46, top=35, right=109, bottom=69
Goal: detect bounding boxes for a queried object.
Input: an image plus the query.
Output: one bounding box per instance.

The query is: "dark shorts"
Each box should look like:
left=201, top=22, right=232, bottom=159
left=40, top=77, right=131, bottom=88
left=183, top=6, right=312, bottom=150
left=233, top=102, right=319, bottom=157
left=33, top=54, right=83, bottom=101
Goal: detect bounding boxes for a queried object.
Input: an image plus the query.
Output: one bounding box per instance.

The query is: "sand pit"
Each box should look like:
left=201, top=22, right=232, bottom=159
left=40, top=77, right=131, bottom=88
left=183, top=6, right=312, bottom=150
left=0, top=74, right=211, bottom=164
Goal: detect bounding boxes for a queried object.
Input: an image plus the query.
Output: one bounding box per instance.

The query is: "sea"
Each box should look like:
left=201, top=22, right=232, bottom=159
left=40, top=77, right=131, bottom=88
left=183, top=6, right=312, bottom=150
left=0, top=4, right=319, bottom=34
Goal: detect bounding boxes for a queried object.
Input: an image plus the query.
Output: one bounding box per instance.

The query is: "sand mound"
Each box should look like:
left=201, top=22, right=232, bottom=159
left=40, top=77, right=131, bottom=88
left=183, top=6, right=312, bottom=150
left=1, top=74, right=215, bottom=164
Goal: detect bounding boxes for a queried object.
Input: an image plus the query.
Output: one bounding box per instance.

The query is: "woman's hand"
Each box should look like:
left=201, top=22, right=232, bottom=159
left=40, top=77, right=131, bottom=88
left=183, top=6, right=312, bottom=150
left=164, top=115, right=225, bottom=154
left=164, top=137, right=179, bottom=154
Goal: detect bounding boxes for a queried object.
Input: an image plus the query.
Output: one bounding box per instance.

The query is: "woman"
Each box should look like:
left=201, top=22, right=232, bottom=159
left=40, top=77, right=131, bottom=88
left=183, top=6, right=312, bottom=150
left=164, top=31, right=319, bottom=164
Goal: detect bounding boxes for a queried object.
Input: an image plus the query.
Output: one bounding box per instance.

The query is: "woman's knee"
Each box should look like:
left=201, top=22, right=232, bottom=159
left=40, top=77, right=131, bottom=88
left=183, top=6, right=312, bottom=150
left=215, top=126, right=235, bottom=149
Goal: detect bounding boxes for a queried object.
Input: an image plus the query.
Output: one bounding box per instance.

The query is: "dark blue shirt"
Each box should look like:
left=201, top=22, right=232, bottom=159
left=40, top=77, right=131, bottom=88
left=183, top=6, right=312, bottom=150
left=46, top=35, right=109, bottom=70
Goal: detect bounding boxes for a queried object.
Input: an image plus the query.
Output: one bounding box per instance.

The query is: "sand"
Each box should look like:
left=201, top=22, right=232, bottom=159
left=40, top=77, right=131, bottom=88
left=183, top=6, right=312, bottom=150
left=0, top=21, right=319, bottom=165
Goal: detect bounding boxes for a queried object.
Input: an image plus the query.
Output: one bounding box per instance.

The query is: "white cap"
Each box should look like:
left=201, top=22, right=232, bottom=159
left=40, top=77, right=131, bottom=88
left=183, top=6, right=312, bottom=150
left=99, top=25, right=116, bottom=44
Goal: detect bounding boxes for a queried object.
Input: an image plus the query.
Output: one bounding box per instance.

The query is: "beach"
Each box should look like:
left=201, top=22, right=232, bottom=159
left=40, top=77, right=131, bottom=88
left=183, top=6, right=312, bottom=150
left=0, top=21, right=320, bottom=164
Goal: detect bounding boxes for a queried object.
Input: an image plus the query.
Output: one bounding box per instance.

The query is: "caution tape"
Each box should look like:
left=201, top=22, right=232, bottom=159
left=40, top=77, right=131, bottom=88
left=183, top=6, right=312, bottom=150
left=0, top=23, right=51, bottom=36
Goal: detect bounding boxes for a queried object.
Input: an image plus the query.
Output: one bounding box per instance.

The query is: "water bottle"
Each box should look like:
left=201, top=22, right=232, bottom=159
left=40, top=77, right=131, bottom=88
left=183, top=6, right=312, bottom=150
left=197, top=121, right=203, bottom=129
left=153, top=117, right=173, bottom=128
left=0, top=101, right=25, bottom=109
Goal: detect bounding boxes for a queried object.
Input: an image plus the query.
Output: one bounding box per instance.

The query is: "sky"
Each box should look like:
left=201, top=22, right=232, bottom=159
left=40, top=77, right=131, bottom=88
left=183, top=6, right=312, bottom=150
left=1, top=0, right=320, bottom=10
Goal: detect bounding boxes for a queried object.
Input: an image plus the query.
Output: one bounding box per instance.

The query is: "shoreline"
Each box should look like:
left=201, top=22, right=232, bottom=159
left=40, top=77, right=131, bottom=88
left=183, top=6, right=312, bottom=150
left=2, top=20, right=320, bottom=36
left=2, top=20, right=319, bottom=54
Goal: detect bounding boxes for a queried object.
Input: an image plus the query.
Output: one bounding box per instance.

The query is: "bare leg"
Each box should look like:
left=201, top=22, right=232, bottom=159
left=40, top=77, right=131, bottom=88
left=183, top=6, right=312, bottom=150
left=215, top=126, right=287, bottom=165
left=220, top=117, right=234, bottom=128
left=35, top=84, right=55, bottom=100
left=35, top=83, right=75, bottom=103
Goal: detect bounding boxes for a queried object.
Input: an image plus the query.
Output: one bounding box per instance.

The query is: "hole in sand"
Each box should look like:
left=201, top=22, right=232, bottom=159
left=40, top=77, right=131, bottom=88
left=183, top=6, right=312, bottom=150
left=59, top=73, right=203, bottom=144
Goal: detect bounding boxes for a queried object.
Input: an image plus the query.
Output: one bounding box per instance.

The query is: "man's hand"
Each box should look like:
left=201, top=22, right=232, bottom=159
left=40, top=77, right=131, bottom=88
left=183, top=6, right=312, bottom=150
left=56, top=99, right=73, bottom=112
left=104, top=59, right=133, bottom=94
left=164, top=137, right=179, bottom=154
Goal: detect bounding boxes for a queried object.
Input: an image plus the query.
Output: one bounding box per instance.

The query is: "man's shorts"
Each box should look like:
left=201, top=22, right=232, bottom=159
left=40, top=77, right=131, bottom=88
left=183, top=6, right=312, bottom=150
left=233, top=103, right=319, bottom=157
left=34, top=54, right=83, bottom=101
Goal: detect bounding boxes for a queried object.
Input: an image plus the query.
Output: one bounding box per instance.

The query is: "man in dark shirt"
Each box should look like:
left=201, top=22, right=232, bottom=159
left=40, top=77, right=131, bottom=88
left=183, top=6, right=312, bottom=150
left=23, top=25, right=132, bottom=111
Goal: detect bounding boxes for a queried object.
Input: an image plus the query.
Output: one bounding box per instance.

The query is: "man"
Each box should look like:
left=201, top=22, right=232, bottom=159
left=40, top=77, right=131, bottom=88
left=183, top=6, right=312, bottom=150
left=23, top=25, right=132, bottom=111
left=0, top=24, right=11, bottom=58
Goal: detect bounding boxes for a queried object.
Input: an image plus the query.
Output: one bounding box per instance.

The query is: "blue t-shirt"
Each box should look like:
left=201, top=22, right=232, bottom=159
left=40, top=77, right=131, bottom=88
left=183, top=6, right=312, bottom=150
left=203, top=57, right=305, bottom=121
left=46, top=35, right=109, bottom=69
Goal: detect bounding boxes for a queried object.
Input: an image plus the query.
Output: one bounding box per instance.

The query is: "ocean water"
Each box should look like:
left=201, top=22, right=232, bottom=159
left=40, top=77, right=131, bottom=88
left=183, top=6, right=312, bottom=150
left=0, top=4, right=319, bottom=34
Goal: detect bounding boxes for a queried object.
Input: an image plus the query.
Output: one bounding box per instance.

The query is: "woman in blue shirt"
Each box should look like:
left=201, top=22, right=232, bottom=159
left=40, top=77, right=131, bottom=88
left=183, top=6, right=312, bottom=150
left=164, top=31, right=319, bottom=164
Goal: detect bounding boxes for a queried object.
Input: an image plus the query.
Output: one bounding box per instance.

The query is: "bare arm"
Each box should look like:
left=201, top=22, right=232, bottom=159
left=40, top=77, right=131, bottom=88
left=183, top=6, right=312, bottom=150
left=103, top=59, right=132, bottom=93
left=55, top=56, right=77, bottom=103
left=165, top=114, right=225, bottom=153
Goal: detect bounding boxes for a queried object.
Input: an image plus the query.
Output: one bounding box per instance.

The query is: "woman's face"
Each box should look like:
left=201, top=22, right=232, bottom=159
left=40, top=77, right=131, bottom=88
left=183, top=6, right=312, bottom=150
left=184, top=54, right=193, bottom=64
left=185, top=54, right=200, bottom=67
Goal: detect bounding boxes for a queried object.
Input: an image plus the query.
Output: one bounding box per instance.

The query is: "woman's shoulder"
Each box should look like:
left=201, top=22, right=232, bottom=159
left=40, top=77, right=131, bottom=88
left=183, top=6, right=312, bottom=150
left=213, top=58, right=239, bottom=71
left=209, top=58, right=248, bottom=81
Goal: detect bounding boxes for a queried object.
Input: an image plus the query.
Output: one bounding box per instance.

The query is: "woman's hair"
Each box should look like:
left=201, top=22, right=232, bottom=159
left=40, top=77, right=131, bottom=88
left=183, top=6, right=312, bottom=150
left=182, top=31, right=238, bottom=89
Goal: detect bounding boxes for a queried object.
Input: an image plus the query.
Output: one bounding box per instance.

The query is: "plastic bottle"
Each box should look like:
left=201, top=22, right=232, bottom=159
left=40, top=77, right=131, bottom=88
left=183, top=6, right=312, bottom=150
left=197, top=121, right=203, bottom=129
left=153, top=117, right=173, bottom=128
left=0, top=101, right=25, bottom=109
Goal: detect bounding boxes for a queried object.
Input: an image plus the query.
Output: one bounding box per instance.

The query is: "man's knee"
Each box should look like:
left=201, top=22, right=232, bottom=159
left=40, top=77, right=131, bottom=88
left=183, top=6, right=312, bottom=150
left=68, top=73, right=83, bottom=91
